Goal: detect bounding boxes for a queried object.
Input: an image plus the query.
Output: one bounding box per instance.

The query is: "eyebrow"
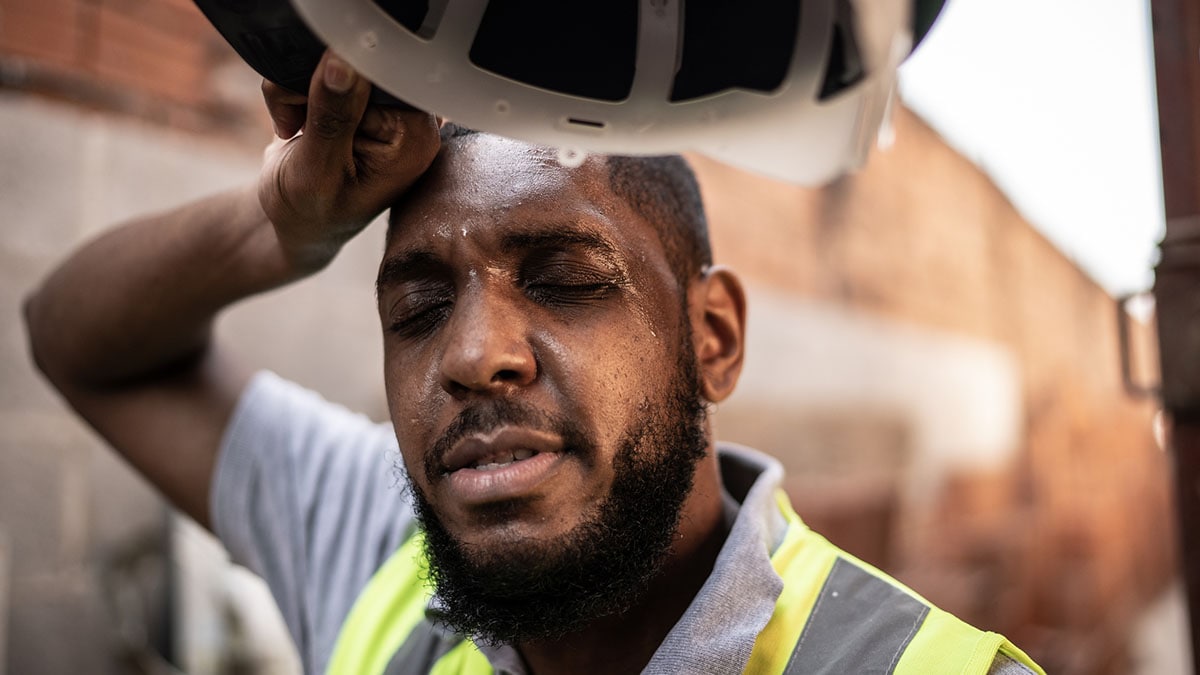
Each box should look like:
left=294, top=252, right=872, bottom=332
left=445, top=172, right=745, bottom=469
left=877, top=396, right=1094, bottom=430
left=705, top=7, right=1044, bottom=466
left=375, top=250, right=444, bottom=298
left=499, top=228, right=619, bottom=259
left=376, top=225, right=622, bottom=297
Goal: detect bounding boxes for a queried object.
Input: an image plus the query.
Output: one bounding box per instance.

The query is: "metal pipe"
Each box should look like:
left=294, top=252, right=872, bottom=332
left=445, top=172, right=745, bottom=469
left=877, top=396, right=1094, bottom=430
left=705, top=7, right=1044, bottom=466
left=1149, top=0, right=1200, bottom=669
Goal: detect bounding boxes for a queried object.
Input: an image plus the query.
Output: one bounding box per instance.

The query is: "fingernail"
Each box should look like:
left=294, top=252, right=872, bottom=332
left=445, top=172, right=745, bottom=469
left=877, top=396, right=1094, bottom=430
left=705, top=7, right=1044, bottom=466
left=324, top=55, right=355, bottom=93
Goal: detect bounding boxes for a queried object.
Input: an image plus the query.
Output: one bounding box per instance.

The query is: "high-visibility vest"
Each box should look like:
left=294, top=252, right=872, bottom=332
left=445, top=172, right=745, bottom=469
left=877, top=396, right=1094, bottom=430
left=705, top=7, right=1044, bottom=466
left=327, top=490, right=1044, bottom=675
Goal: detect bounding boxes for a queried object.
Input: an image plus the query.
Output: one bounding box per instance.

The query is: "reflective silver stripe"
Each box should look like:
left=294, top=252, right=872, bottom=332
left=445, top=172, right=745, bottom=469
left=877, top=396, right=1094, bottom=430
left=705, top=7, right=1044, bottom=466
left=784, top=557, right=930, bottom=674
left=383, top=619, right=464, bottom=675
left=989, top=653, right=1038, bottom=675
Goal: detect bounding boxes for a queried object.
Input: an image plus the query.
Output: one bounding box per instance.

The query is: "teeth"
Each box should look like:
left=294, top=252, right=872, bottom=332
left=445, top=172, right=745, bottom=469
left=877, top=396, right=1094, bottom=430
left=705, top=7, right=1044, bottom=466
left=470, top=449, right=538, bottom=470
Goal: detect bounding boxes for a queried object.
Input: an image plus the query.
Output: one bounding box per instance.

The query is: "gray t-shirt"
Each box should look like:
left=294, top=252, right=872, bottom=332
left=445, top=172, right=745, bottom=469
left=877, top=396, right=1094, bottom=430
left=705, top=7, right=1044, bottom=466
left=212, top=371, right=415, bottom=674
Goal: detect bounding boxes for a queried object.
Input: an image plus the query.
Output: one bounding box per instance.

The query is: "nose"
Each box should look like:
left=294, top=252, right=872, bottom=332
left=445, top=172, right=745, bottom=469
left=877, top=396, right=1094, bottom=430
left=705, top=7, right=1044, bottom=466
left=438, top=291, right=537, bottom=398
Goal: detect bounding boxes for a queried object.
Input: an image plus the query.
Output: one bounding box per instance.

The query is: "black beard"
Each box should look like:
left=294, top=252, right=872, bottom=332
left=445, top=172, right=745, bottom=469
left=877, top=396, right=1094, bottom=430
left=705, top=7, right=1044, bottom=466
left=405, top=340, right=709, bottom=645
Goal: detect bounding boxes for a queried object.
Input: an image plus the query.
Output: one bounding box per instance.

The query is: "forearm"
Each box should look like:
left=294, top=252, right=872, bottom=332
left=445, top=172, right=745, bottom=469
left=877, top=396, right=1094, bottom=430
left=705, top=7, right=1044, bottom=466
left=25, top=184, right=311, bottom=388
left=18, top=55, right=438, bottom=528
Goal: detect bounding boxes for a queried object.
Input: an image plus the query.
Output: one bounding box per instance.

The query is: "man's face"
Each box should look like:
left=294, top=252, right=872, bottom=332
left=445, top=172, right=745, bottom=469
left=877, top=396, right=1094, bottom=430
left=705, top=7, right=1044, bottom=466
left=376, top=136, right=712, bottom=639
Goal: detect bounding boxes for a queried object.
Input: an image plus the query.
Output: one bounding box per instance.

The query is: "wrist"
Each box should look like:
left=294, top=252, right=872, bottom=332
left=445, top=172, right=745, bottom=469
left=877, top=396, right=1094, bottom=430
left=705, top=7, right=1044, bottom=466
left=277, top=237, right=343, bottom=276
left=254, top=182, right=357, bottom=278
left=222, top=184, right=329, bottom=289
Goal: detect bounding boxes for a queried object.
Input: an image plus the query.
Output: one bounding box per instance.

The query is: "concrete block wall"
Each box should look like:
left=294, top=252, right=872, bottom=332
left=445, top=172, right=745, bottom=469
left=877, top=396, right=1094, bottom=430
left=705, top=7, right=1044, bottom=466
left=0, top=86, right=407, bottom=670
left=0, top=92, right=269, bottom=673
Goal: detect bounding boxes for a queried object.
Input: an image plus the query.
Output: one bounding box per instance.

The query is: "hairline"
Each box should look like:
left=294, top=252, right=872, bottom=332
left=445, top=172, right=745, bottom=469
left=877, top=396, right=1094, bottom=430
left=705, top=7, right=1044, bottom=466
left=386, top=131, right=711, bottom=290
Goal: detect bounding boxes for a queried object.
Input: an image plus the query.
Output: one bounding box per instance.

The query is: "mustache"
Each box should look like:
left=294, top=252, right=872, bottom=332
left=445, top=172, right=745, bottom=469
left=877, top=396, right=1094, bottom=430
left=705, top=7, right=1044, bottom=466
left=425, top=400, right=587, bottom=483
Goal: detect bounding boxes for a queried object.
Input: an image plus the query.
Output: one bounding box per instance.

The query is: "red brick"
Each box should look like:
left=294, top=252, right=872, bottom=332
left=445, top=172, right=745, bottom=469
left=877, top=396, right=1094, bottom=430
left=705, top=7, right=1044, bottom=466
left=91, top=4, right=210, bottom=106
left=693, top=104, right=1172, bottom=673
left=0, top=0, right=82, bottom=68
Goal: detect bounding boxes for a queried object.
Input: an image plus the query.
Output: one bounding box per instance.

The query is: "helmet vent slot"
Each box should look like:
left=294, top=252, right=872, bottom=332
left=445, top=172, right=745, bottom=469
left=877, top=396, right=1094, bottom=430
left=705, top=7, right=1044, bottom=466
left=669, top=0, right=800, bottom=102
left=818, top=0, right=865, bottom=101
left=369, top=0, right=431, bottom=37
left=469, top=0, right=638, bottom=102
left=566, top=117, right=607, bottom=130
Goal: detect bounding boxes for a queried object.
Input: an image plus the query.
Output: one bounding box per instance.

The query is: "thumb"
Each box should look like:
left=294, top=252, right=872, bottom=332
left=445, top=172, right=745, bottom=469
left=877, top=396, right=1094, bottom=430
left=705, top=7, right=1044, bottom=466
left=298, top=50, right=372, bottom=175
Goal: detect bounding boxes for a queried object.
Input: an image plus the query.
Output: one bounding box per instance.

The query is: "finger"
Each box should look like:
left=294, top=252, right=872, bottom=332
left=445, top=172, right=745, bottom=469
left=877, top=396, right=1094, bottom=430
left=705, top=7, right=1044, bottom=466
left=357, top=106, right=397, bottom=144
left=261, top=80, right=308, bottom=139
left=351, top=112, right=442, bottom=180
left=298, top=50, right=372, bottom=173
left=361, top=108, right=441, bottom=146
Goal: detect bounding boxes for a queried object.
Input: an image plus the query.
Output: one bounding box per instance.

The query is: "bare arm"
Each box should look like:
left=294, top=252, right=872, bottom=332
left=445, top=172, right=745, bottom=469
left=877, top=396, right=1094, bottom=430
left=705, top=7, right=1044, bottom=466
left=23, top=51, right=440, bottom=528
left=24, top=186, right=293, bottom=527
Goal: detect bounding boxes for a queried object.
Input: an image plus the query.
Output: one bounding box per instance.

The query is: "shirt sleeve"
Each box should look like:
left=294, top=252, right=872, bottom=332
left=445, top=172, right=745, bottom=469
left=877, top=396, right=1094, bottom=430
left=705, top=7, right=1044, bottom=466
left=210, top=371, right=419, bottom=674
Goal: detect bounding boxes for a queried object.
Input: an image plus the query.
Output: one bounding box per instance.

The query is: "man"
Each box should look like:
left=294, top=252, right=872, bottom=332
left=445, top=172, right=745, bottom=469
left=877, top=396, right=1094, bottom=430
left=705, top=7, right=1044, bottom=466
left=24, top=52, right=1042, bottom=674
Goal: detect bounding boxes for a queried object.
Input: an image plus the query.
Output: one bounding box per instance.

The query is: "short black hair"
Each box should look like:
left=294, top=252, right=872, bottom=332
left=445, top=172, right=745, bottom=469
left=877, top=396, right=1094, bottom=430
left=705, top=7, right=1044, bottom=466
left=429, top=125, right=712, bottom=285
left=604, top=155, right=711, bottom=285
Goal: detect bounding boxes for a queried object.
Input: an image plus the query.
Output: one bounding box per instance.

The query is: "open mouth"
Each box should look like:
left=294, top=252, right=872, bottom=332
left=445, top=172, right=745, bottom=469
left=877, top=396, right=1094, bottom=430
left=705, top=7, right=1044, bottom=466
left=441, top=426, right=563, bottom=474
left=438, top=427, right=567, bottom=504
left=469, top=448, right=540, bottom=471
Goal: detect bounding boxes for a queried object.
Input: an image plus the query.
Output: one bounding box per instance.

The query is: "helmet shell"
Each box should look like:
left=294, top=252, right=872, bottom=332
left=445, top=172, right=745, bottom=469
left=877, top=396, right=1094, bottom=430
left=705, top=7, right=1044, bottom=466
left=290, top=0, right=933, bottom=184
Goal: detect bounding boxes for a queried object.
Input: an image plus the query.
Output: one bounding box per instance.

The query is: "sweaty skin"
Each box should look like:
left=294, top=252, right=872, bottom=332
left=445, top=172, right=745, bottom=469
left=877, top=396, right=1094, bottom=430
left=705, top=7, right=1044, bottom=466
left=378, top=136, right=739, bottom=673
left=380, top=137, right=705, bottom=548
left=25, top=53, right=749, bottom=675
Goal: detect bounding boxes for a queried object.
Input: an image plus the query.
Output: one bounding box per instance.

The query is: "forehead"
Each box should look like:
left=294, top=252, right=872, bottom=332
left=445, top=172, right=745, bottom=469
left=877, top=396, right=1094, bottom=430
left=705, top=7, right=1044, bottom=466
left=387, top=135, right=651, bottom=254
left=429, top=136, right=595, bottom=206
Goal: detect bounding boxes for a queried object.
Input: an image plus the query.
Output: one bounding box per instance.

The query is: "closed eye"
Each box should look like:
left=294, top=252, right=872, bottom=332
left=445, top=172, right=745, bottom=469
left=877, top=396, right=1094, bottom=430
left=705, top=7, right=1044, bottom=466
left=387, top=288, right=454, bottom=340
left=525, top=281, right=619, bottom=307
left=522, top=259, right=625, bottom=307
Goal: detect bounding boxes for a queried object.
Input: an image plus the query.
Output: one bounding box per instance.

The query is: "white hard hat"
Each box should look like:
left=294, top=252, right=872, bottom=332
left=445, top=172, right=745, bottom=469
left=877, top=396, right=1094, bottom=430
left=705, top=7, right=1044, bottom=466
left=197, top=0, right=945, bottom=185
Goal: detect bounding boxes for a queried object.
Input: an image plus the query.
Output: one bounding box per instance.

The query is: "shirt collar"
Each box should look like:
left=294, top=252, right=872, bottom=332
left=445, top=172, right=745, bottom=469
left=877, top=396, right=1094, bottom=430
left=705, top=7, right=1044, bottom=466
left=641, top=444, right=787, bottom=674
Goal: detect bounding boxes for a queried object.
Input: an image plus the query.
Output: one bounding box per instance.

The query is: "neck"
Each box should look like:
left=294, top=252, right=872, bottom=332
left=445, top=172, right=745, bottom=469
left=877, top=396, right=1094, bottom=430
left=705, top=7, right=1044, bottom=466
left=517, top=451, right=730, bottom=675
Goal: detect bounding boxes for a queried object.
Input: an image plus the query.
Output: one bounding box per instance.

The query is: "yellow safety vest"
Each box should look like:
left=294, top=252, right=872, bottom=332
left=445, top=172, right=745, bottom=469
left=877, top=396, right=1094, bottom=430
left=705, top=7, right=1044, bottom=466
left=327, top=491, right=1044, bottom=675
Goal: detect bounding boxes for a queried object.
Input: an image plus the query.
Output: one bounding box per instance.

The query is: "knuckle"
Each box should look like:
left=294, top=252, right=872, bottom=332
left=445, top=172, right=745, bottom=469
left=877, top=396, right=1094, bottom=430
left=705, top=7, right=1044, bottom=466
left=376, top=111, right=400, bottom=137
left=354, top=151, right=388, bottom=177
left=309, top=107, right=354, bottom=140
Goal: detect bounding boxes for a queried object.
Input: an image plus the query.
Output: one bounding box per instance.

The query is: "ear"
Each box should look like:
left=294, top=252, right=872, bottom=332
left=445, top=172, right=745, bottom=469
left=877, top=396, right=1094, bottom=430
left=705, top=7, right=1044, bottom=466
left=688, top=266, right=747, bottom=403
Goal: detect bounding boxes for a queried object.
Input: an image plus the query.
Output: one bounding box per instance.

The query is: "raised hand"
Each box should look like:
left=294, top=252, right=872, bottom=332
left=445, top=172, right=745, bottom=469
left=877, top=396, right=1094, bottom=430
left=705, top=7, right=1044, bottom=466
left=258, top=50, right=442, bottom=272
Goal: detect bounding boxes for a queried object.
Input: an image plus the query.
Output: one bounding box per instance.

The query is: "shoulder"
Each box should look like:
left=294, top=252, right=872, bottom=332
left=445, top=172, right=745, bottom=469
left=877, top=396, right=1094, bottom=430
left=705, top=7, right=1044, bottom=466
left=763, top=498, right=1043, bottom=674
left=213, top=371, right=418, bottom=673
left=216, top=371, right=400, bottom=493
left=714, top=446, right=1043, bottom=674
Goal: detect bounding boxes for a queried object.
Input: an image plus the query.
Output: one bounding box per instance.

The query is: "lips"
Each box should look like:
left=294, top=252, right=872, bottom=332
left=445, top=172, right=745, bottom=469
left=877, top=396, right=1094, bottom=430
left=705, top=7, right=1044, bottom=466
left=441, top=426, right=562, bottom=472
left=438, top=427, right=567, bottom=504
left=468, top=447, right=539, bottom=471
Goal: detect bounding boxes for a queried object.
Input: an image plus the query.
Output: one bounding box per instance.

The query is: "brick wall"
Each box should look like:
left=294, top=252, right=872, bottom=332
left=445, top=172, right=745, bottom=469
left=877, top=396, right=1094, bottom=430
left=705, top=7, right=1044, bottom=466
left=692, top=108, right=1173, bottom=673
left=0, top=0, right=267, bottom=139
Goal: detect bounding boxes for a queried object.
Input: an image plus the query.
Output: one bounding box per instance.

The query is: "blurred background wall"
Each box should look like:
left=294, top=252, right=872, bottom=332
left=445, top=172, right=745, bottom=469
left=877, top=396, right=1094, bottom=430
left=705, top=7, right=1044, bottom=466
left=0, top=1, right=1182, bottom=674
